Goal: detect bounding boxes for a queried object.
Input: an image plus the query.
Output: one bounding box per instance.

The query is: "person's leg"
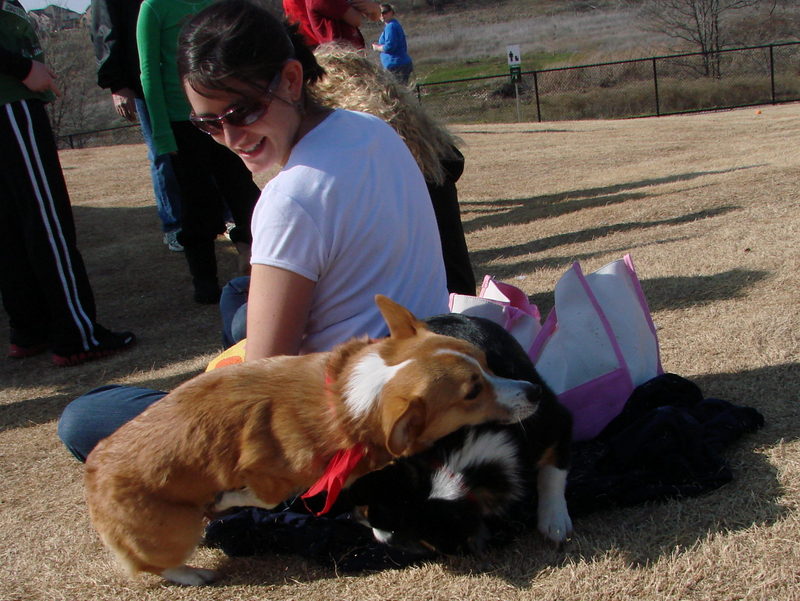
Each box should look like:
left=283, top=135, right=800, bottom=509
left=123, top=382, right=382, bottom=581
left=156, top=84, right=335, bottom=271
left=135, top=98, right=182, bottom=237
left=427, top=151, right=476, bottom=296
left=209, top=140, right=260, bottom=249
left=0, top=99, right=135, bottom=362
left=231, top=304, right=248, bottom=346
left=57, top=385, right=167, bottom=462
left=0, top=105, right=49, bottom=355
left=220, top=276, right=250, bottom=347
left=389, top=62, right=413, bottom=85
left=170, top=121, right=228, bottom=303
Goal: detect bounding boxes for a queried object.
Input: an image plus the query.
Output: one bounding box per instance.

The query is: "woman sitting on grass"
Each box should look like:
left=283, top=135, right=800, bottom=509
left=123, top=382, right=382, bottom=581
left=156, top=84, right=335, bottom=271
left=58, top=0, right=448, bottom=461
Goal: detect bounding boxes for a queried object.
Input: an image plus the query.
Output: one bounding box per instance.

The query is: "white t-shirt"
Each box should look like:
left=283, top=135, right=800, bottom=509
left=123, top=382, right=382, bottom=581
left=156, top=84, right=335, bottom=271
left=250, top=109, right=449, bottom=353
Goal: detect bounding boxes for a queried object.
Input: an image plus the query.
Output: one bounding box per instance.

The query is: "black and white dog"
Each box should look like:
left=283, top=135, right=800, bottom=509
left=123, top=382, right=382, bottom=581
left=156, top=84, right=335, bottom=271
left=346, top=313, right=573, bottom=555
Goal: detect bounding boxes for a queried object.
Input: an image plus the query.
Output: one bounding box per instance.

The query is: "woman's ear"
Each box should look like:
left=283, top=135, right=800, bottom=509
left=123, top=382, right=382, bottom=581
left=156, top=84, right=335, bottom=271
left=281, top=59, right=305, bottom=103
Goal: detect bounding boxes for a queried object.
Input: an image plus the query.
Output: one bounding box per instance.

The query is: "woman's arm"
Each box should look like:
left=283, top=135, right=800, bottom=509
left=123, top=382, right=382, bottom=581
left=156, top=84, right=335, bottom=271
left=372, top=27, right=386, bottom=51
left=308, top=0, right=362, bottom=28
left=341, top=6, right=363, bottom=28
left=245, top=264, right=316, bottom=361
left=136, top=4, right=177, bottom=155
left=350, top=0, right=381, bottom=20
left=0, top=47, right=60, bottom=95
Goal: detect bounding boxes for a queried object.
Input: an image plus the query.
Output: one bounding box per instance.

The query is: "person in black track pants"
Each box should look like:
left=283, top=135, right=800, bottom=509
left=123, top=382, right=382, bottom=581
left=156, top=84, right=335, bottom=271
left=0, top=0, right=135, bottom=367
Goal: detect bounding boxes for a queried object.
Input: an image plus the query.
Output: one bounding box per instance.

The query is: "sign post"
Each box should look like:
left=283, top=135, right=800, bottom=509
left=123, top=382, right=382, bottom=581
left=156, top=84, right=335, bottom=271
left=507, top=44, right=522, bottom=122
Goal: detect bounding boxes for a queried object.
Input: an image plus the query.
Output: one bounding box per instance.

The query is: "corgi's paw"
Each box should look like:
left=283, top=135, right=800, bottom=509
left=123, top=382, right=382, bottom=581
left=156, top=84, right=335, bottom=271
left=538, top=506, right=572, bottom=545
left=537, top=497, right=573, bottom=545
left=161, top=565, right=218, bottom=586
left=537, top=465, right=573, bottom=546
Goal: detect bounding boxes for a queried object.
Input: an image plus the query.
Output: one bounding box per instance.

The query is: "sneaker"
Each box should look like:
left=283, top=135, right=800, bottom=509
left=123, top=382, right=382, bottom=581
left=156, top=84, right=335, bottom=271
left=223, top=222, right=235, bottom=241
left=7, top=342, right=48, bottom=359
left=163, top=230, right=184, bottom=252
left=52, top=327, right=136, bottom=367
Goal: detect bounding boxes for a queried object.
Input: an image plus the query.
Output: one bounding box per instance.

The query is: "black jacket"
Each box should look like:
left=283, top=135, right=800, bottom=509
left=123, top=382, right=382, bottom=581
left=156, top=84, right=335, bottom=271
left=91, top=0, right=143, bottom=96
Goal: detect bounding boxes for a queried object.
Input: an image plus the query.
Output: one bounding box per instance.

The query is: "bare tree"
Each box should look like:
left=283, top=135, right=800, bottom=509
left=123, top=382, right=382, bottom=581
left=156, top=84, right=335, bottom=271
left=642, top=0, right=764, bottom=76
left=39, top=28, right=111, bottom=145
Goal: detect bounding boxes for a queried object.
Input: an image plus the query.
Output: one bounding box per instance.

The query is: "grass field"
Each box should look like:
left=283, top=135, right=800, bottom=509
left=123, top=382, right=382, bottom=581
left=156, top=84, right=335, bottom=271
left=1, top=103, right=799, bottom=600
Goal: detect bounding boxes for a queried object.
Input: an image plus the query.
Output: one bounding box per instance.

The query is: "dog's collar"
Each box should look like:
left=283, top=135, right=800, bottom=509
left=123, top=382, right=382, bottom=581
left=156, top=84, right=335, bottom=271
left=301, top=443, right=365, bottom=515
left=303, top=338, right=381, bottom=516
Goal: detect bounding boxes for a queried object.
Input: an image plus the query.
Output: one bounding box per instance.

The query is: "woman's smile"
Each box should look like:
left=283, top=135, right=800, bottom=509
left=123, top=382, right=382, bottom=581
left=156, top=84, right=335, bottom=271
left=237, top=137, right=266, bottom=158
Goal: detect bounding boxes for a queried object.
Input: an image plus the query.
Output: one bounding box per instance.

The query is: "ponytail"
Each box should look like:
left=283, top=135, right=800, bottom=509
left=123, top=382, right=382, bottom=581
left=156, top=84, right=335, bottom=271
left=286, top=21, right=325, bottom=86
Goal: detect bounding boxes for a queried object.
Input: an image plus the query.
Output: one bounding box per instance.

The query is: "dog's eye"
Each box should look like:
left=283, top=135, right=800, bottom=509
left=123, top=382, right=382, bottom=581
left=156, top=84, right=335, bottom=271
left=465, top=382, right=483, bottom=400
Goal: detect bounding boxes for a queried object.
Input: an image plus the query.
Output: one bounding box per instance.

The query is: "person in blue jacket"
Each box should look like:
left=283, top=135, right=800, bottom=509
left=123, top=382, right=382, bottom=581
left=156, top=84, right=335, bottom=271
left=371, top=3, right=412, bottom=84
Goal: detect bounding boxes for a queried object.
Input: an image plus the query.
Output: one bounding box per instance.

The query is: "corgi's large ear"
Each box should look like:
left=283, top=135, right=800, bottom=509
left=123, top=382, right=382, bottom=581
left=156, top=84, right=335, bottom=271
left=382, top=397, right=426, bottom=457
left=375, top=295, right=427, bottom=340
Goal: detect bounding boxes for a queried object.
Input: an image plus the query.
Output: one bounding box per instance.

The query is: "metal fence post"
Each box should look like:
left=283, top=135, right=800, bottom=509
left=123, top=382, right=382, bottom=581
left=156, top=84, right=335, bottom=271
left=769, top=45, right=776, bottom=104
left=533, top=70, right=542, bottom=122
left=652, top=57, right=660, bottom=117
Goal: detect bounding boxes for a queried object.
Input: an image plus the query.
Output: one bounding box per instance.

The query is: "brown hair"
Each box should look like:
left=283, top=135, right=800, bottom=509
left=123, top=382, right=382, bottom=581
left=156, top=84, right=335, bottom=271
left=178, top=0, right=324, bottom=100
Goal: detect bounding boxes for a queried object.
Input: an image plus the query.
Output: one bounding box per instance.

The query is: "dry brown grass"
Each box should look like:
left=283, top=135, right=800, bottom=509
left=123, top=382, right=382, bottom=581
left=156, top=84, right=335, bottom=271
left=2, top=103, right=799, bottom=600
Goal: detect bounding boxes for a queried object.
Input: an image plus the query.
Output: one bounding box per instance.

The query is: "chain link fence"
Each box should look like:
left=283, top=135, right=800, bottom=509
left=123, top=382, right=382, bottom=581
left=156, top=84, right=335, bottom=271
left=416, top=41, right=800, bottom=124
left=58, top=123, right=142, bottom=149
left=59, top=42, right=800, bottom=147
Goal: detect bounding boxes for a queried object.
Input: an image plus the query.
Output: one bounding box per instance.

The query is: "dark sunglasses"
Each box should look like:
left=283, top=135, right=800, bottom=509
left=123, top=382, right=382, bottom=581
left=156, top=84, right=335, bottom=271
left=189, top=72, right=282, bottom=135
left=381, top=9, right=391, bottom=14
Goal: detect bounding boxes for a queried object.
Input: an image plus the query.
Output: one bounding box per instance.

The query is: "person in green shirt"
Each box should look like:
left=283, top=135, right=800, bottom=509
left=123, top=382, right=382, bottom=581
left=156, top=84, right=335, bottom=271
left=136, top=0, right=260, bottom=303
left=0, top=0, right=135, bottom=366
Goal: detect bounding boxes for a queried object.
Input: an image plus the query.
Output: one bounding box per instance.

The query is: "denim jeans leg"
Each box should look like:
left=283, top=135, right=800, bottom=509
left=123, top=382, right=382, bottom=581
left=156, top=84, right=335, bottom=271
left=231, top=304, right=248, bottom=345
left=135, top=98, right=182, bottom=232
left=57, top=385, right=167, bottom=462
left=388, top=62, right=413, bottom=85
left=220, top=276, right=251, bottom=347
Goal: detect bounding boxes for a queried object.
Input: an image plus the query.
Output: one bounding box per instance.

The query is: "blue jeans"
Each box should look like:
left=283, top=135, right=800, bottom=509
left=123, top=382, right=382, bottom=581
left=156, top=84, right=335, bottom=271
left=57, top=385, right=167, bottom=461
left=387, top=62, right=413, bottom=85
left=220, top=276, right=250, bottom=347
left=135, top=98, right=182, bottom=233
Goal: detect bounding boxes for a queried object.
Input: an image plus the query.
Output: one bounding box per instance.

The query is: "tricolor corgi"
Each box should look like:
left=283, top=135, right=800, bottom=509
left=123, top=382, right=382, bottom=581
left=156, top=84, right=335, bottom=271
left=348, top=313, right=573, bottom=554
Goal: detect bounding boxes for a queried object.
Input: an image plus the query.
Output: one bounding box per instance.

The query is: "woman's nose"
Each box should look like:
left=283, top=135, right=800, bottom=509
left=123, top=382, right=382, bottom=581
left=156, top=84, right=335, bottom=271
left=221, top=121, right=245, bottom=149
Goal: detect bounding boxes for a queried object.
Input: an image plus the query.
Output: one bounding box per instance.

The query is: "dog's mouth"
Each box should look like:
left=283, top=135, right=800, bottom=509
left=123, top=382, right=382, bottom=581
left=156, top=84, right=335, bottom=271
left=501, top=402, right=536, bottom=424
left=491, top=378, right=540, bottom=422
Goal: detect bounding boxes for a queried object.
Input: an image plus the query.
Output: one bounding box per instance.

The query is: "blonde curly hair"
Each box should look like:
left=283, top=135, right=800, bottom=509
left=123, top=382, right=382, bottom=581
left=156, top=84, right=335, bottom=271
left=309, top=43, right=461, bottom=186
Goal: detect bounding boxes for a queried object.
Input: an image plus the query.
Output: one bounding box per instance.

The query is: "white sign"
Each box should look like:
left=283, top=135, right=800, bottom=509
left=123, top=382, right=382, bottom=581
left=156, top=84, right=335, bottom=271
left=507, top=45, right=521, bottom=66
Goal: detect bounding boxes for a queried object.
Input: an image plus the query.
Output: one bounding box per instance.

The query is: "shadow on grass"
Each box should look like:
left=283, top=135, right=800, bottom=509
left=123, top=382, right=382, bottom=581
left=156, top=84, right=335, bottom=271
left=470, top=205, right=739, bottom=270
left=461, top=166, right=758, bottom=234
left=485, top=262, right=768, bottom=319
left=642, top=269, right=771, bottom=312
left=0, top=362, right=204, bottom=434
